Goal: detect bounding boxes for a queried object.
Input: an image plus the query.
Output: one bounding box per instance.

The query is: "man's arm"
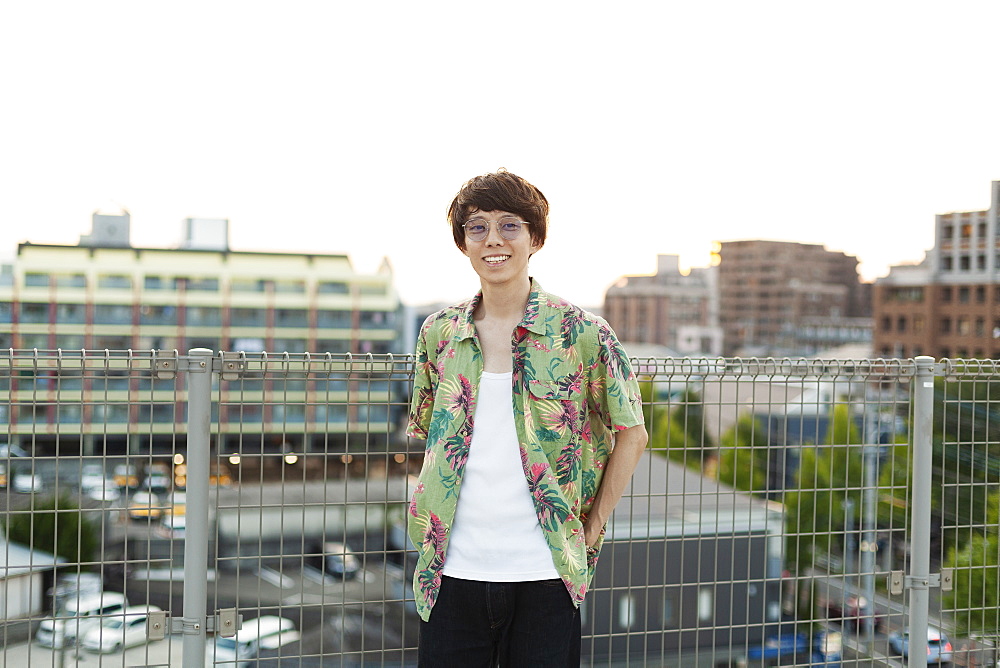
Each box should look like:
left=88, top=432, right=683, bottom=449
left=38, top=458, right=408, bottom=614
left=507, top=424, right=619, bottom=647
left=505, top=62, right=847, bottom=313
left=583, top=423, right=648, bottom=548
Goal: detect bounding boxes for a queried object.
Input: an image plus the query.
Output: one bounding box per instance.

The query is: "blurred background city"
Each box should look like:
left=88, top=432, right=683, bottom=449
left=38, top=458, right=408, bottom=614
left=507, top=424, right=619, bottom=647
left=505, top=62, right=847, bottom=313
left=2, top=1, right=1000, bottom=666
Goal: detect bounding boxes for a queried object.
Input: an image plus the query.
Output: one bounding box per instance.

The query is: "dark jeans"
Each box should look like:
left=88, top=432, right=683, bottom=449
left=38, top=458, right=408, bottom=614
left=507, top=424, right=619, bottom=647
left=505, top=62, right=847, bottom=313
left=418, top=575, right=581, bottom=667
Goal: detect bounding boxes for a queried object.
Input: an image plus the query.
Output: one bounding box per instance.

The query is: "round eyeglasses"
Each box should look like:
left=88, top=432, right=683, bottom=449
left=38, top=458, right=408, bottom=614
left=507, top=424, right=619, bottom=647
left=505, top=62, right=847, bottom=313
left=463, top=217, right=530, bottom=242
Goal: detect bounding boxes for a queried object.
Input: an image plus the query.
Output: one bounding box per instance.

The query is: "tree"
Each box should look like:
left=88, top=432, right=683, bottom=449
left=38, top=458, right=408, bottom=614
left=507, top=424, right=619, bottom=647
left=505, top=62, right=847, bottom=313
left=2, top=494, right=99, bottom=566
left=944, top=490, right=1000, bottom=636
left=638, top=378, right=706, bottom=472
left=784, top=403, right=864, bottom=574
left=716, top=413, right=769, bottom=497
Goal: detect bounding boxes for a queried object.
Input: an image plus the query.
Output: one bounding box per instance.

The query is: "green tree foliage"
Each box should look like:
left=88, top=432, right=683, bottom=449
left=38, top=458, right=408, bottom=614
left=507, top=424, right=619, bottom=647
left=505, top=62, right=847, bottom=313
left=716, top=413, right=769, bottom=497
left=2, top=494, right=99, bottom=566
left=638, top=377, right=707, bottom=471
left=932, top=377, right=1000, bottom=552
left=784, top=403, right=864, bottom=574
left=944, top=491, right=1000, bottom=636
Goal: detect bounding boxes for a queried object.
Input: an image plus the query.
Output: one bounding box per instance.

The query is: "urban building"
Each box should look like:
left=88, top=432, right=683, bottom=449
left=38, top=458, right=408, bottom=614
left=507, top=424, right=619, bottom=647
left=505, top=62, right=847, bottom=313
left=717, top=240, right=871, bottom=357
left=603, top=254, right=722, bottom=356
left=873, top=180, right=1000, bottom=359
left=0, top=210, right=403, bottom=454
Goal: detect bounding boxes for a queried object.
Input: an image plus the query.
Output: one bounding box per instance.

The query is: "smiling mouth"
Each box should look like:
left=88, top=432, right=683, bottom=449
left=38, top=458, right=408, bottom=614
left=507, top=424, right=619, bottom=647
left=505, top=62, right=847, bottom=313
left=483, top=255, right=510, bottom=265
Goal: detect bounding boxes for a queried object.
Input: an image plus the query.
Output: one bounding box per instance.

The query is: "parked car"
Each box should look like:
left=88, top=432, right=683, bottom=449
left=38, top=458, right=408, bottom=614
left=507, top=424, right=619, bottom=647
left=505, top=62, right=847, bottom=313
left=142, top=464, right=171, bottom=493
left=823, top=594, right=884, bottom=633
left=35, top=591, right=129, bottom=648
left=745, top=630, right=842, bottom=667
left=13, top=471, right=43, bottom=493
left=127, top=491, right=163, bottom=520
left=81, top=466, right=121, bottom=502
left=112, top=464, right=139, bottom=490
left=81, top=605, right=162, bottom=653
left=157, top=510, right=187, bottom=538
left=322, top=541, right=361, bottom=580
left=205, top=615, right=299, bottom=667
left=888, top=626, right=954, bottom=664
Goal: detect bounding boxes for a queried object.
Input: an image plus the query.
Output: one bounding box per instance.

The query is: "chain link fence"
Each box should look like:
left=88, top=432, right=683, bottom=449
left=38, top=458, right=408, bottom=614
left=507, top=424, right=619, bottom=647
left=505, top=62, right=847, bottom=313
left=1, top=350, right=998, bottom=667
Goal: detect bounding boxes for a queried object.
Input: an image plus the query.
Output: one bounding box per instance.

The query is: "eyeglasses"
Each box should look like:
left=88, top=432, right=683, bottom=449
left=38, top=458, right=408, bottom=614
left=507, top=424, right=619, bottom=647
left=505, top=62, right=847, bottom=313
left=463, top=217, right=530, bottom=242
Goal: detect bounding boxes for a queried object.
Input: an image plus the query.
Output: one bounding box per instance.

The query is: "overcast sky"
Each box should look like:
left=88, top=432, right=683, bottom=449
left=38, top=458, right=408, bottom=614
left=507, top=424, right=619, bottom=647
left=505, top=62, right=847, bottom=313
left=2, top=1, right=999, bottom=308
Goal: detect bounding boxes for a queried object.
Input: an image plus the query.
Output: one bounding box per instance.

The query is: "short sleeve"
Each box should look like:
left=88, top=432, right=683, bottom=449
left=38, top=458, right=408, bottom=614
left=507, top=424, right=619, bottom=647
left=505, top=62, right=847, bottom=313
left=407, top=316, right=438, bottom=440
left=592, top=319, right=644, bottom=432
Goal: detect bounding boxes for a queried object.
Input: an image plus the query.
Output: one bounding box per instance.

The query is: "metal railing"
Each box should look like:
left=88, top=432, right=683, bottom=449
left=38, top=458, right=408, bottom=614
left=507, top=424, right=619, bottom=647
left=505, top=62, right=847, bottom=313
left=1, top=350, right=998, bottom=667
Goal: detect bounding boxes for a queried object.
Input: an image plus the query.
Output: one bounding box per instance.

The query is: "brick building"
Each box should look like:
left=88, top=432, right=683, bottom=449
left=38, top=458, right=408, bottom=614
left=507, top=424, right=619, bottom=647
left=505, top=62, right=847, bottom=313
left=717, top=240, right=871, bottom=357
left=603, top=254, right=721, bottom=355
left=873, top=181, right=1000, bottom=359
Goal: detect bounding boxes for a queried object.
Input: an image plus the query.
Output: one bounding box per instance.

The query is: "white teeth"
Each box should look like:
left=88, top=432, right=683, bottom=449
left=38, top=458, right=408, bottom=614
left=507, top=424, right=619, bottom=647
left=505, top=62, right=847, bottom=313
left=484, top=255, right=510, bottom=264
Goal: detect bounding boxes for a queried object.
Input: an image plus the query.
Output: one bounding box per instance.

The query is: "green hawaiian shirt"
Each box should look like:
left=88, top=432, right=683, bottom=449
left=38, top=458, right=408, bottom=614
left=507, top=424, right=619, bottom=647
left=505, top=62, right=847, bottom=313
left=406, top=279, right=644, bottom=621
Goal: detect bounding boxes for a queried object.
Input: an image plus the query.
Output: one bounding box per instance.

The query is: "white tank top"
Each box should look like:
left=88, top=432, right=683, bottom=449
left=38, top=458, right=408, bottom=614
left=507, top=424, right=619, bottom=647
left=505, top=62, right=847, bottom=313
left=442, top=371, right=559, bottom=581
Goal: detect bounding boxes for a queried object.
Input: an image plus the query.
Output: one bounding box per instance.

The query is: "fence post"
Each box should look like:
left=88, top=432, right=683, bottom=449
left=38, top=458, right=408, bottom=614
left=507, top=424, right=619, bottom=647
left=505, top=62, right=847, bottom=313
left=182, top=348, right=214, bottom=667
left=908, top=355, right=935, bottom=667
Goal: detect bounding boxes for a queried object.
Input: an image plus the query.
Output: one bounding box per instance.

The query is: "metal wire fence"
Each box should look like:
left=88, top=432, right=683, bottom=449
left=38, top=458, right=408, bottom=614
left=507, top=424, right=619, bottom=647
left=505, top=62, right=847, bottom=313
left=0, top=350, right=998, bottom=667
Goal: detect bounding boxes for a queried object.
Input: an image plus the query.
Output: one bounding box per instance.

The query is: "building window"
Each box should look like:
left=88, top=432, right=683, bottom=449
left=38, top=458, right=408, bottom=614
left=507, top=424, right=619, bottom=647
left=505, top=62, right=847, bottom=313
left=24, top=272, right=50, bottom=287
left=360, top=311, right=394, bottom=328
left=230, top=308, right=266, bottom=327
left=95, top=304, right=134, bottom=325
left=975, top=318, right=985, bottom=337
left=959, top=255, right=971, bottom=271
left=274, top=309, right=308, bottom=328
left=959, top=286, right=970, bottom=303
left=978, top=222, right=987, bottom=238
left=941, top=286, right=952, bottom=302
left=618, top=594, right=637, bottom=630
left=98, top=274, right=132, bottom=289
left=977, top=255, right=986, bottom=271
left=976, top=286, right=986, bottom=303
left=140, top=305, right=176, bottom=326
left=942, top=224, right=953, bottom=239
left=316, top=310, right=352, bottom=328
left=358, top=284, right=387, bottom=296
left=55, top=273, right=86, bottom=288
left=942, top=256, right=953, bottom=271
left=274, top=280, right=306, bottom=294
left=698, top=587, right=713, bottom=623
left=941, top=318, right=952, bottom=334
left=231, top=278, right=266, bottom=293
left=55, top=303, right=86, bottom=324
left=185, top=277, right=220, bottom=292
left=144, top=276, right=166, bottom=290
left=317, top=281, right=349, bottom=294
left=0, top=303, right=12, bottom=323
left=940, top=347, right=950, bottom=359
left=315, top=339, right=349, bottom=353
left=957, top=317, right=971, bottom=336
left=961, top=223, right=973, bottom=238
left=19, top=303, right=49, bottom=323
left=186, top=307, right=222, bottom=326
left=895, top=316, right=906, bottom=333
left=272, top=338, right=307, bottom=352
left=913, top=315, right=925, bottom=333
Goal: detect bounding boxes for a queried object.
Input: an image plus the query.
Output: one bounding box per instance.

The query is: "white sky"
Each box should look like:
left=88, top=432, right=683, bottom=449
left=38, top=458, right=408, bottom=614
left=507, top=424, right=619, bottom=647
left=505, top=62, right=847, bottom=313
left=2, top=1, right=999, bottom=309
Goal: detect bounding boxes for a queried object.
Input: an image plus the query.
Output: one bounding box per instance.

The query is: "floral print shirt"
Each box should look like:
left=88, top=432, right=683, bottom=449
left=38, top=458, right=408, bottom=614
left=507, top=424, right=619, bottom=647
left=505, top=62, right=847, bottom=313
left=406, top=279, right=644, bottom=621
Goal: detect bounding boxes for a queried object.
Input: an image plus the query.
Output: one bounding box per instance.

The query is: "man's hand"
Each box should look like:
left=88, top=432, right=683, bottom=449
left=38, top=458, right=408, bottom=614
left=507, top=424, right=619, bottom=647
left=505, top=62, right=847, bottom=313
left=583, top=423, right=648, bottom=549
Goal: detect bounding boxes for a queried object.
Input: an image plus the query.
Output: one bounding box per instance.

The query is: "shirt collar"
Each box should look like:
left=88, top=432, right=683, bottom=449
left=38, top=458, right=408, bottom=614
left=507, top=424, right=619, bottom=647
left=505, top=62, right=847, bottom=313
left=455, top=278, right=550, bottom=341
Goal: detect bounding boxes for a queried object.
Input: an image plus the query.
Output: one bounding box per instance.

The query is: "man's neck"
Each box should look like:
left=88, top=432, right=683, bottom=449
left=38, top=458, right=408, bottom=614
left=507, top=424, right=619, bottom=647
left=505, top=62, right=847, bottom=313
left=476, top=276, right=532, bottom=323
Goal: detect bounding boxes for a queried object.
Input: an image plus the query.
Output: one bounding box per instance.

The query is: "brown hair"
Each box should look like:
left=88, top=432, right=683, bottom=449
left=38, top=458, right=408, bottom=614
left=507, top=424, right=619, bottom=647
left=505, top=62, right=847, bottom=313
left=447, top=169, right=549, bottom=252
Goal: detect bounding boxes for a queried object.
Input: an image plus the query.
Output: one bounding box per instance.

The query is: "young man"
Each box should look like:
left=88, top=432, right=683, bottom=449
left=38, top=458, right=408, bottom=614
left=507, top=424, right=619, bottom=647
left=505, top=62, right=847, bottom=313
left=407, top=170, right=648, bottom=666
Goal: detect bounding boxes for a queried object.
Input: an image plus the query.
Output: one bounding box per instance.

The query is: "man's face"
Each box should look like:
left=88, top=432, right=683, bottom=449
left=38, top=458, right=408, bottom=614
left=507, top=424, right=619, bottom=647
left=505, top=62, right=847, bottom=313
left=461, top=209, right=540, bottom=288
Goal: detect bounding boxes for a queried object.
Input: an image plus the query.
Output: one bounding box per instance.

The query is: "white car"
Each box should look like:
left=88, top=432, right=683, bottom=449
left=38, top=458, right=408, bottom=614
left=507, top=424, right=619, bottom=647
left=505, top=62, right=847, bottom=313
left=206, top=615, right=299, bottom=667
left=81, top=605, right=162, bottom=653
left=13, top=471, right=43, bottom=493
left=35, top=591, right=128, bottom=648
